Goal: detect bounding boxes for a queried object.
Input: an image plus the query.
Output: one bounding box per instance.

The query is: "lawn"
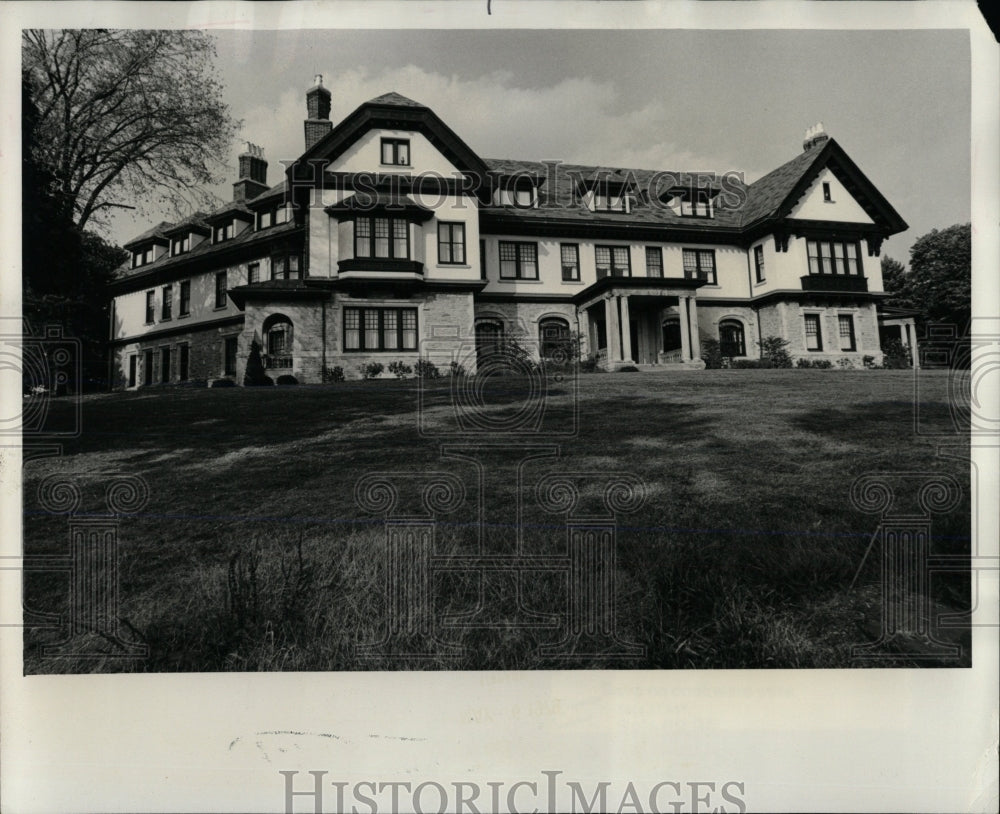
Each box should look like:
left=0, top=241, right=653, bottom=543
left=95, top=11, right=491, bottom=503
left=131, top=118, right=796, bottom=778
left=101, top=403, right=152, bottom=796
left=21, top=368, right=971, bottom=672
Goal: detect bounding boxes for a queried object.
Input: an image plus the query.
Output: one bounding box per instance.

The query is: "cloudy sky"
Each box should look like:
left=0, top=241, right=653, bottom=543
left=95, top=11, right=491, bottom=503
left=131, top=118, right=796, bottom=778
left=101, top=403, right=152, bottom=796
left=109, top=28, right=970, bottom=265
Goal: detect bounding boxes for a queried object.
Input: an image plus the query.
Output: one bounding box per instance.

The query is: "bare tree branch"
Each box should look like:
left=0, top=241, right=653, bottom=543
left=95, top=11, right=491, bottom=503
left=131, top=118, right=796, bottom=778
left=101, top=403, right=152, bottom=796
left=22, top=29, right=240, bottom=232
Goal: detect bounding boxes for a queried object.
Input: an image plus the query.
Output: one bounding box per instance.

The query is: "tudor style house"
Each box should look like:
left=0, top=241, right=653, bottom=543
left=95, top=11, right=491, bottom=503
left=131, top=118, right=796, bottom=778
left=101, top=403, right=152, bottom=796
left=108, top=77, right=916, bottom=388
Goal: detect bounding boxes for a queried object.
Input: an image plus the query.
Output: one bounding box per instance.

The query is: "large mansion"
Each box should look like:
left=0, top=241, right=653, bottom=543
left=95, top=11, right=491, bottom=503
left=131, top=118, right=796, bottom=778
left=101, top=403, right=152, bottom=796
left=108, top=77, right=916, bottom=388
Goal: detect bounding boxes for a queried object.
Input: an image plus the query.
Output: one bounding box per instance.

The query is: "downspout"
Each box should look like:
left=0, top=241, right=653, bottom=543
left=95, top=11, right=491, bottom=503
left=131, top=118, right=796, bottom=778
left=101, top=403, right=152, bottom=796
left=321, top=297, right=327, bottom=377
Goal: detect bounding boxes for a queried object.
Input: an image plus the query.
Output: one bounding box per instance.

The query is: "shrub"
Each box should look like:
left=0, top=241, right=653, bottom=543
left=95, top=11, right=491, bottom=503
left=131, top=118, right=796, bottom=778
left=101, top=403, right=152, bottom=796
left=701, top=338, right=724, bottom=369
left=881, top=338, right=912, bottom=369
left=210, top=378, right=237, bottom=388
left=759, top=336, right=793, bottom=368
left=862, top=355, right=877, bottom=369
left=322, top=365, right=345, bottom=383
left=358, top=362, right=384, bottom=380
left=387, top=360, right=413, bottom=379
left=276, top=374, right=298, bottom=386
left=448, top=360, right=465, bottom=378
left=732, top=359, right=768, bottom=369
left=836, top=358, right=854, bottom=369
left=414, top=359, right=441, bottom=379
left=580, top=355, right=599, bottom=373
left=796, top=358, right=833, bottom=369
left=244, top=339, right=271, bottom=386
left=618, top=365, right=639, bottom=373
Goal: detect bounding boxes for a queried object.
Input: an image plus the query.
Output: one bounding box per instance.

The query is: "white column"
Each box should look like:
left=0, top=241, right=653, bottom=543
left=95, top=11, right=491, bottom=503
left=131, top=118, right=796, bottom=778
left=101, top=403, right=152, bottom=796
left=577, top=307, right=590, bottom=359
left=907, top=320, right=919, bottom=369
left=620, top=295, right=633, bottom=363
left=678, top=296, right=691, bottom=361
left=605, top=296, right=621, bottom=364
left=688, top=297, right=701, bottom=360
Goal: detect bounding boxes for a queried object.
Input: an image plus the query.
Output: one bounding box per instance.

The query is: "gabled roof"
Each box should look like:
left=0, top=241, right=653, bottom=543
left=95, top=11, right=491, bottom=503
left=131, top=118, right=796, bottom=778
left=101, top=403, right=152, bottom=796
left=293, top=89, right=491, bottom=182
left=161, top=212, right=211, bottom=237
left=742, top=137, right=908, bottom=234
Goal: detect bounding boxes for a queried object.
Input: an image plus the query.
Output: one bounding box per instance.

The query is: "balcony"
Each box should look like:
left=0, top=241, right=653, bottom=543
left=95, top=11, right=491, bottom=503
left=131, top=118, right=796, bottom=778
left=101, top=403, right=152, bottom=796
left=800, top=274, right=868, bottom=293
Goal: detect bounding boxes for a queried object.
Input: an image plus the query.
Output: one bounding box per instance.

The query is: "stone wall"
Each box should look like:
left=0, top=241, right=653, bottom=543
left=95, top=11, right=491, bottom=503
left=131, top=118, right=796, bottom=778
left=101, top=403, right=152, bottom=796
left=111, top=320, right=244, bottom=389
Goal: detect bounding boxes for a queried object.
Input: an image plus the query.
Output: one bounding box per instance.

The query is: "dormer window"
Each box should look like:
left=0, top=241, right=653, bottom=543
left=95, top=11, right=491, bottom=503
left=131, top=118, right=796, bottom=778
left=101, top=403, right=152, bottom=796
left=132, top=247, right=155, bottom=268
left=585, top=180, right=633, bottom=214
left=171, top=235, right=190, bottom=256
left=678, top=190, right=713, bottom=218
left=257, top=204, right=289, bottom=230
left=214, top=221, right=235, bottom=243
left=381, top=138, right=410, bottom=166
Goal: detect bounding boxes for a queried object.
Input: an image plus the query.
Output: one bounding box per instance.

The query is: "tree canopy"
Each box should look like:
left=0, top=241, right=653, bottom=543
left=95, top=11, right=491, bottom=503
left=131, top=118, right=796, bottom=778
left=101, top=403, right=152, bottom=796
left=22, top=29, right=239, bottom=231
left=882, top=223, right=971, bottom=333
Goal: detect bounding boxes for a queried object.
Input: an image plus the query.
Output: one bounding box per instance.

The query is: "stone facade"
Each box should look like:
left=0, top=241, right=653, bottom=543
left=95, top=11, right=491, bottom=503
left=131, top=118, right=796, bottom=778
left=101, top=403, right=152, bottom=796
left=111, top=320, right=243, bottom=388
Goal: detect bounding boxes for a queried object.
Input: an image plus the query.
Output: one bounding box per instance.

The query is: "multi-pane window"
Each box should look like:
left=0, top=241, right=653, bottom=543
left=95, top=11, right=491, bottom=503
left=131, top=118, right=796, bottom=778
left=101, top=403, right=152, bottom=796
left=595, top=245, right=631, bottom=278
left=719, top=320, right=746, bottom=357
left=438, top=222, right=466, bottom=264
left=215, top=271, right=228, bottom=308
left=145, top=290, right=155, bottom=323
left=343, top=307, right=418, bottom=352
left=248, top=262, right=260, bottom=284
left=355, top=217, right=409, bottom=259
left=645, top=246, right=663, bottom=278
left=804, top=313, right=823, bottom=351
left=161, top=286, right=172, bottom=320
left=838, top=314, right=856, bottom=351
left=498, top=241, right=539, bottom=280
left=380, top=138, right=410, bottom=166
left=560, top=244, right=580, bottom=281
left=682, top=249, right=717, bottom=284
left=807, top=240, right=862, bottom=275
left=754, top=244, right=766, bottom=283
left=271, top=255, right=301, bottom=280
left=179, top=281, right=190, bottom=316
left=172, top=235, right=189, bottom=256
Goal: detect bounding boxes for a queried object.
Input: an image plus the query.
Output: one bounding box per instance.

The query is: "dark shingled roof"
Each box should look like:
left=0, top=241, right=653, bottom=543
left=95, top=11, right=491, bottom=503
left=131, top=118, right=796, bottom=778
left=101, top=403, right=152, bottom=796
left=738, top=141, right=827, bottom=226
left=481, top=159, right=748, bottom=229
left=366, top=92, right=426, bottom=108
left=122, top=221, right=173, bottom=249
left=112, top=219, right=300, bottom=281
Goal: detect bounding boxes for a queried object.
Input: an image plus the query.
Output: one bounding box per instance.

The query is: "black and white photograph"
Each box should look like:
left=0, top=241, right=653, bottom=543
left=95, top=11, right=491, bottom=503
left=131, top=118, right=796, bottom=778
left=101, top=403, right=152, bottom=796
left=1, top=2, right=997, bottom=812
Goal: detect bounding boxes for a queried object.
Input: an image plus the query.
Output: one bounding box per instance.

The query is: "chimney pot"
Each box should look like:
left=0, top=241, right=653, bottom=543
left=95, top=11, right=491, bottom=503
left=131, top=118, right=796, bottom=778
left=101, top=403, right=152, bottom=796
left=803, top=122, right=829, bottom=152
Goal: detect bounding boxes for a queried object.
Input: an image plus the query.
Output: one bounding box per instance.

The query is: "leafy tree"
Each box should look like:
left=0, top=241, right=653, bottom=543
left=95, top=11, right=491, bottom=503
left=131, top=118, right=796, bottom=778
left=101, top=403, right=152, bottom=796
left=882, top=225, right=971, bottom=332
left=22, top=29, right=239, bottom=231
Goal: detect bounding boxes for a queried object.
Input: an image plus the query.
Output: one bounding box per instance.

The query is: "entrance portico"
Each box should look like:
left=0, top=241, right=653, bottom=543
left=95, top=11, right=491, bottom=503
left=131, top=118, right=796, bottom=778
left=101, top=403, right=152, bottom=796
left=575, top=277, right=707, bottom=369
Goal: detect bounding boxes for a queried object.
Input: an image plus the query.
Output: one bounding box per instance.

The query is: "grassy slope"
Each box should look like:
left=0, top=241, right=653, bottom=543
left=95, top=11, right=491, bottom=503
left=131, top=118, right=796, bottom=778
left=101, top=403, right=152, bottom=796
left=22, top=370, right=970, bottom=672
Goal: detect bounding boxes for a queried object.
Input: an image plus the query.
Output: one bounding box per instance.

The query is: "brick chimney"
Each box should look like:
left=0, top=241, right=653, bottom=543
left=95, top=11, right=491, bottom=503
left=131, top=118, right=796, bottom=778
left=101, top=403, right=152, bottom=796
left=803, top=122, right=830, bottom=152
left=233, top=142, right=270, bottom=201
left=305, top=74, right=333, bottom=151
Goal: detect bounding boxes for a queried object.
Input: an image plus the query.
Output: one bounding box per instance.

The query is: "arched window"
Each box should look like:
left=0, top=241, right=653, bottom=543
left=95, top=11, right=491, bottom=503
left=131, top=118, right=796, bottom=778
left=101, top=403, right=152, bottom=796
left=538, top=317, right=571, bottom=360
left=718, top=319, right=746, bottom=357
left=262, top=314, right=294, bottom=368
